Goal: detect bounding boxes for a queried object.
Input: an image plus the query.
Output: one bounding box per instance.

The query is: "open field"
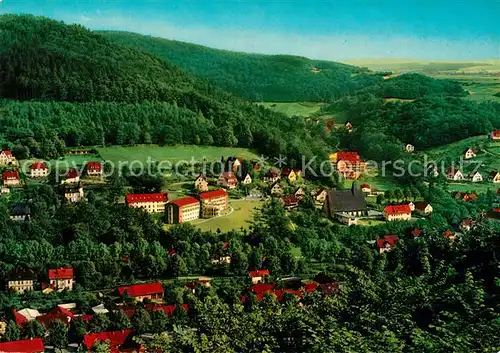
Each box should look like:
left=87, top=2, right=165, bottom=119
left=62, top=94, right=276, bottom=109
left=189, top=200, right=264, bottom=232
left=258, top=102, right=325, bottom=117
left=344, top=174, right=403, bottom=191
left=97, top=145, right=259, bottom=166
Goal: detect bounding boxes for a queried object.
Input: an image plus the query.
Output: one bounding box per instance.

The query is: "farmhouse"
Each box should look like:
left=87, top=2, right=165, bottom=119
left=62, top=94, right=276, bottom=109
left=194, top=173, right=209, bottom=192
left=490, top=130, right=500, bottom=140
left=311, top=188, right=328, bottom=205
left=199, top=189, right=229, bottom=218
left=86, top=161, right=103, bottom=176
left=281, top=168, right=297, bottom=183
left=384, top=204, right=412, bottom=221
left=10, top=204, right=30, bottom=222
left=405, top=144, right=414, bottom=153
left=469, top=171, right=483, bottom=182
left=166, top=196, right=200, bottom=224
left=64, top=184, right=85, bottom=203
left=30, top=161, right=49, bottom=178
left=125, top=193, right=168, bottom=213
left=446, top=168, right=464, bottom=181
left=8, top=269, right=36, bottom=293
left=240, top=173, right=253, bottom=185
left=269, top=181, right=284, bottom=196
left=360, top=184, right=371, bottom=193
left=218, top=171, right=238, bottom=189
left=376, top=235, right=400, bottom=254
left=248, top=269, right=270, bottom=284
left=415, top=201, right=433, bottom=216
left=2, top=171, right=20, bottom=186
left=0, top=338, right=44, bottom=353
left=323, top=184, right=368, bottom=218
left=489, top=171, right=500, bottom=183
left=282, top=195, right=299, bottom=211
left=0, top=150, right=15, bottom=165
left=332, top=151, right=366, bottom=180
left=294, top=187, right=306, bottom=200
left=463, top=148, right=477, bottom=159
left=118, top=282, right=164, bottom=302
left=48, top=267, right=75, bottom=291
left=264, top=169, right=280, bottom=183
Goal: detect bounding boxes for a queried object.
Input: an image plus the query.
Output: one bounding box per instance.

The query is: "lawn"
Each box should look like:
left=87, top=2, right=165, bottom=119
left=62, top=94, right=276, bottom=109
left=344, top=174, right=403, bottom=191
left=189, top=200, right=264, bottom=232
left=258, top=102, right=325, bottom=117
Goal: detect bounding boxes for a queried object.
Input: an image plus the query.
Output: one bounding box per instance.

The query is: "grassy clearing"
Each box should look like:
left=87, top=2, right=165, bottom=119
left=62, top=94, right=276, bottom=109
left=97, top=145, right=259, bottom=166
left=189, top=200, right=264, bottom=232
left=258, top=102, right=325, bottom=117
left=425, top=136, right=487, bottom=160
left=344, top=174, right=402, bottom=191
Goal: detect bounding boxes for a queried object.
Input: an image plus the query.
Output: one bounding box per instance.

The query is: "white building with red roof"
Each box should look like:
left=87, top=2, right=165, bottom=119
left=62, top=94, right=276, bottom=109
left=376, top=235, right=400, bottom=254
left=2, top=171, right=20, bottom=186
left=217, top=171, right=238, bottom=189
left=125, top=193, right=169, bottom=213
left=384, top=204, right=412, bottom=221
left=166, top=196, right=200, bottom=224
left=30, top=161, right=49, bottom=178
left=0, top=150, right=15, bottom=165
left=199, top=189, right=229, bottom=218
left=248, top=269, right=270, bottom=284
left=117, top=282, right=164, bottom=302
left=48, top=267, right=74, bottom=291
left=86, top=161, right=103, bottom=176
left=63, top=169, right=80, bottom=184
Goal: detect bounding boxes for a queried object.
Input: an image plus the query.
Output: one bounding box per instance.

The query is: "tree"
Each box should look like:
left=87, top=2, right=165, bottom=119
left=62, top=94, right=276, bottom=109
left=47, top=320, right=68, bottom=350
left=376, top=194, right=385, bottom=205
left=88, top=314, right=111, bottom=333
left=22, top=320, right=45, bottom=339
left=90, top=341, right=111, bottom=353
left=132, top=308, right=152, bottom=334
left=110, top=310, right=131, bottom=331
left=394, top=189, right=404, bottom=201
left=3, top=320, right=20, bottom=342
left=384, top=189, right=395, bottom=202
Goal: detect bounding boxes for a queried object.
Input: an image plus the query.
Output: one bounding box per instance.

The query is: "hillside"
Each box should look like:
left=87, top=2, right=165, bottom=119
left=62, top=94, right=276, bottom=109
left=0, top=15, right=328, bottom=161
left=99, top=31, right=380, bottom=102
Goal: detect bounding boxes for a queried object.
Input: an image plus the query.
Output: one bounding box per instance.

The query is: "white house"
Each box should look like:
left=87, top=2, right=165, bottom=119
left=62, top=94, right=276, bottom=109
left=415, top=202, right=433, bottom=216
left=446, top=169, right=464, bottom=181
left=463, top=148, right=477, bottom=159
left=469, top=171, right=483, bottom=182
left=405, top=144, right=415, bottom=153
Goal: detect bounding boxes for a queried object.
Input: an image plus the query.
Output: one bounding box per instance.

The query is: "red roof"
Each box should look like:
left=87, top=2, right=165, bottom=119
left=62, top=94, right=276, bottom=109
left=170, top=196, right=199, bottom=208
left=118, top=282, right=163, bottom=297
left=360, top=184, right=371, bottom=189
left=337, top=151, right=361, bottom=163
left=0, top=338, right=44, bottom=353
left=411, top=228, right=423, bottom=238
left=384, top=204, right=412, bottom=215
left=83, top=330, right=134, bottom=352
left=30, top=161, right=48, bottom=170
left=282, top=195, right=298, bottom=205
left=492, top=130, right=500, bottom=137
left=376, top=235, right=400, bottom=249
left=281, top=168, right=293, bottom=176
left=1, top=150, right=13, bottom=156
left=48, top=267, right=74, bottom=280
left=2, top=171, right=19, bottom=180
left=199, top=189, right=228, bottom=200
left=248, top=269, right=270, bottom=278
left=36, top=306, right=75, bottom=327
left=12, top=309, right=28, bottom=327
left=125, top=193, right=168, bottom=204
left=87, top=161, right=102, bottom=171
left=249, top=283, right=275, bottom=294
left=66, top=169, right=79, bottom=179
left=220, top=172, right=237, bottom=182
left=302, top=281, right=319, bottom=293
left=274, top=289, right=302, bottom=301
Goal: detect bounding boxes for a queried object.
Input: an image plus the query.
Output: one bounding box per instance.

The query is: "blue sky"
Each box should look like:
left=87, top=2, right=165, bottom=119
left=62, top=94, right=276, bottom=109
left=2, top=0, right=499, bottom=60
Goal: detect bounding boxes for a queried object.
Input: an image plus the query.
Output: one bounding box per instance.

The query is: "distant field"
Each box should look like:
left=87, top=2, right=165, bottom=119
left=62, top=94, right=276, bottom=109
left=97, top=145, right=259, bottom=166
left=259, top=102, right=325, bottom=117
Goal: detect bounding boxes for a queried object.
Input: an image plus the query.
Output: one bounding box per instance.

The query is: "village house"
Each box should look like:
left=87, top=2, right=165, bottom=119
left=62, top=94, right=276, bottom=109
left=8, top=269, right=36, bottom=293
left=10, top=204, right=30, bottom=222
left=211, top=242, right=231, bottom=265
left=269, top=181, right=284, bottom=196
left=463, top=148, right=477, bottom=159
left=414, top=201, right=433, bottom=216
left=453, top=191, right=477, bottom=203
left=411, top=228, right=423, bottom=238
left=489, top=171, right=500, bottom=183
left=30, top=161, right=49, bottom=178
left=331, top=151, right=366, bottom=180
left=194, top=173, right=209, bottom=192
left=376, top=235, right=400, bottom=254
left=240, top=173, right=252, bottom=185
left=166, top=196, right=201, bottom=224
left=323, top=184, right=368, bottom=223
left=2, top=171, right=20, bottom=187
left=282, top=195, right=299, bottom=211
left=280, top=168, right=297, bottom=183
left=405, top=144, right=414, bottom=153
left=125, top=193, right=168, bottom=213
left=218, top=171, right=238, bottom=189
left=224, top=156, right=243, bottom=173
left=459, top=219, right=476, bottom=232
left=86, top=161, right=103, bottom=177
left=248, top=269, right=270, bottom=284
left=263, top=169, right=280, bottom=183
left=48, top=267, right=75, bottom=291
left=199, top=189, right=229, bottom=218
left=63, top=169, right=80, bottom=184
left=0, top=338, right=45, bottom=353
left=64, top=184, right=85, bottom=203
left=446, top=168, right=464, bottom=181
left=360, top=184, right=371, bottom=193
left=0, top=150, right=15, bottom=165
left=294, top=187, right=306, bottom=200
left=118, top=282, right=164, bottom=302
left=384, top=204, right=412, bottom=221
left=311, top=188, right=328, bottom=206
left=443, top=230, right=457, bottom=242
left=490, top=130, right=500, bottom=140
left=469, top=171, right=483, bottom=182
left=345, top=121, right=353, bottom=133
left=404, top=201, right=415, bottom=212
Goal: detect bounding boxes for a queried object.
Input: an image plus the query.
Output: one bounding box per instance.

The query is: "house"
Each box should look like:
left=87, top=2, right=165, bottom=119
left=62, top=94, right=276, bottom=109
left=86, top=162, right=103, bottom=177
left=405, top=144, right=414, bottom=153
left=199, top=189, right=229, bottom=218
left=0, top=338, right=44, bottom=353
left=8, top=269, right=36, bottom=293
left=446, top=168, right=464, bottom=181
left=1, top=186, right=10, bottom=194
left=404, top=201, right=415, bottom=212
left=282, top=195, right=299, bottom=211
left=64, top=169, right=80, bottom=184
left=211, top=242, right=231, bottom=265
left=48, top=267, right=75, bottom=291
left=332, top=151, right=366, bottom=179
left=489, top=171, right=500, bottom=183
left=335, top=212, right=358, bottom=226
left=125, top=193, right=168, bottom=213
left=490, top=130, right=500, bottom=140
left=459, top=219, right=476, bottom=232
left=345, top=121, right=353, bottom=132
left=64, top=184, right=85, bottom=203
left=311, top=188, right=328, bottom=205
left=443, top=230, right=457, bottom=242
left=240, top=173, right=253, bottom=185
left=248, top=269, right=270, bottom=284
left=360, top=184, right=371, bottom=193
left=294, top=187, right=306, bottom=200
left=218, top=171, right=238, bottom=189
left=384, top=204, right=412, bottom=221
left=10, top=204, right=30, bottom=222
left=166, top=196, right=200, bottom=224
left=36, top=305, right=75, bottom=327
left=263, top=169, right=280, bottom=183
left=453, top=191, right=478, bottom=203
left=2, top=171, right=20, bottom=186
left=411, top=228, right=423, bottom=238
left=15, top=308, right=42, bottom=322
left=323, top=184, right=368, bottom=218
left=293, top=169, right=302, bottom=178
left=30, top=161, right=49, bottom=178
left=269, top=181, right=284, bottom=196
left=280, top=168, right=297, bottom=183
left=463, top=148, right=477, bottom=159
left=414, top=201, right=433, bottom=216
left=224, top=156, right=243, bottom=173
left=469, top=171, right=483, bottom=182
left=194, top=173, right=209, bottom=192
left=376, top=235, right=400, bottom=254
left=83, top=330, right=143, bottom=353
left=0, top=150, right=15, bottom=165
left=118, top=282, right=164, bottom=302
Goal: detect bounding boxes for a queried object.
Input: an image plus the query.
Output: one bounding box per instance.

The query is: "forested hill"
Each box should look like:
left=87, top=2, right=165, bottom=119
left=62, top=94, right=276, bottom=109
left=0, top=15, right=328, bottom=161
left=99, top=31, right=380, bottom=102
